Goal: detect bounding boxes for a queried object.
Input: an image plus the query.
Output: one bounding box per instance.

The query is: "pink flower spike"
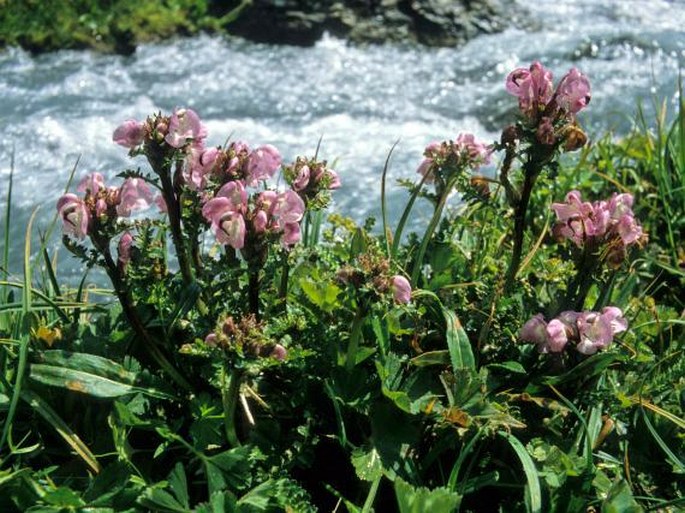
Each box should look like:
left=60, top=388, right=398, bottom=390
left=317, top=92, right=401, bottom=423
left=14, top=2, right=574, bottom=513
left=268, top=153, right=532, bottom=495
left=56, top=193, right=90, bottom=239
left=391, top=275, right=412, bottom=304
left=555, top=68, right=591, bottom=115
left=247, top=144, right=282, bottom=186
left=165, top=108, right=206, bottom=149
left=253, top=210, right=269, bottom=233
left=113, top=119, right=145, bottom=148
left=116, top=178, right=154, bottom=217
left=77, top=173, right=106, bottom=194
left=118, top=232, right=134, bottom=267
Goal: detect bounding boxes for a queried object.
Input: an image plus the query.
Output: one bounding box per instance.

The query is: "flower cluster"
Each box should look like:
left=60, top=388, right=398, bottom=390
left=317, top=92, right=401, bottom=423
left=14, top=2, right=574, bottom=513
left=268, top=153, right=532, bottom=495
left=520, top=307, right=628, bottom=355
left=201, top=181, right=305, bottom=249
left=56, top=173, right=154, bottom=240
left=417, top=133, right=492, bottom=184
left=552, top=190, right=644, bottom=261
left=505, top=61, right=591, bottom=149
left=283, top=156, right=341, bottom=209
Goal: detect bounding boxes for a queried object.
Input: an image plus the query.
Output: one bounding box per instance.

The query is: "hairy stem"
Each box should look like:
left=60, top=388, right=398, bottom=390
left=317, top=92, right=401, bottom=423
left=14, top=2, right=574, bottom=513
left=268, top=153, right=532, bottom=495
left=504, top=166, right=538, bottom=290
left=345, top=308, right=365, bottom=371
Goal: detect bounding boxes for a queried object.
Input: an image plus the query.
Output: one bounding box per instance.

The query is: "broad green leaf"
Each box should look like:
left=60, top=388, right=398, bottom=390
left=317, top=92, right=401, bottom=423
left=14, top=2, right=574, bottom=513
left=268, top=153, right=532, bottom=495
left=352, top=448, right=383, bottom=482
left=394, top=477, right=460, bottom=513
left=299, top=278, right=341, bottom=313
left=601, top=480, right=643, bottom=513
left=29, top=350, right=171, bottom=399
left=30, top=364, right=163, bottom=399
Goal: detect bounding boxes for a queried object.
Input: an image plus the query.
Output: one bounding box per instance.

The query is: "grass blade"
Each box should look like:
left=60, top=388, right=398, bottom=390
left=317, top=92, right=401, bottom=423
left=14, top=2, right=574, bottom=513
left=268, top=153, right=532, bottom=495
left=498, top=431, right=542, bottom=513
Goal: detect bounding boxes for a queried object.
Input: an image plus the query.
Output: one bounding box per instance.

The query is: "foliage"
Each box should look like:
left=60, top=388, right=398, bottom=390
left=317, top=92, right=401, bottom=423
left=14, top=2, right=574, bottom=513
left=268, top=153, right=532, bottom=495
left=0, top=64, right=683, bottom=513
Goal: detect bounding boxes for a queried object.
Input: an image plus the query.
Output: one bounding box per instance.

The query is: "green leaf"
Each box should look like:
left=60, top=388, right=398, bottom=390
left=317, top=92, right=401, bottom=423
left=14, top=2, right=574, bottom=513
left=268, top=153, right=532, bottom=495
left=409, top=350, right=450, bottom=367
left=498, top=431, right=542, bottom=513
left=205, top=446, right=253, bottom=496
left=601, top=480, right=643, bottom=513
left=351, top=447, right=383, bottom=482
left=487, top=361, right=527, bottom=374
left=168, top=463, right=189, bottom=509
left=443, top=309, right=475, bottom=371
left=137, top=488, right=190, bottom=513
left=29, top=350, right=171, bottom=399
left=394, top=477, right=460, bottom=513
left=299, top=278, right=342, bottom=313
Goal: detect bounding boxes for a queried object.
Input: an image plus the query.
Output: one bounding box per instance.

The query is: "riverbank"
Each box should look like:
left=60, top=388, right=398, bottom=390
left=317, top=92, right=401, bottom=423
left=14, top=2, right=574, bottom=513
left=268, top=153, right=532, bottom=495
left=0, top=0, right=523, bottom=54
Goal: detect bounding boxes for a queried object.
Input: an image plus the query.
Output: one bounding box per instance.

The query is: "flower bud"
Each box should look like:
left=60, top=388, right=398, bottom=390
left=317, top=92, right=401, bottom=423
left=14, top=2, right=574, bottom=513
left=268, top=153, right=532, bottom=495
left=562, top=125, right=587, bottom=151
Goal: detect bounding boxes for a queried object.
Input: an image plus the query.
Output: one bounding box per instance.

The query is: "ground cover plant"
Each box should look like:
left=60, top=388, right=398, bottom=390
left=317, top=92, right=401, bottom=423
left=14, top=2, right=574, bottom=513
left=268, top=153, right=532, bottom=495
left=0, top=62, right=683, bottom=512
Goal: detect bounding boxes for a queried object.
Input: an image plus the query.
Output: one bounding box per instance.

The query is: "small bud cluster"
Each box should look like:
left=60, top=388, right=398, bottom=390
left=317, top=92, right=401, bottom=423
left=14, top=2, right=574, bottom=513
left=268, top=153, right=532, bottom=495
left=283, top=156, right=341, bottom=210
left=336, top=253, right=412, bottom=305
left=204, top=314, right=287, bottom=360
left=520, top=307, right=627, bottom=355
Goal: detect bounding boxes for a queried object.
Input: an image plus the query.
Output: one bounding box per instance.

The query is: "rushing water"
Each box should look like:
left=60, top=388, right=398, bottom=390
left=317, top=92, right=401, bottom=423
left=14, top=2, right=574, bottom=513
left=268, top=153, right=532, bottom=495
left=0, top=0, right=683, bottom=280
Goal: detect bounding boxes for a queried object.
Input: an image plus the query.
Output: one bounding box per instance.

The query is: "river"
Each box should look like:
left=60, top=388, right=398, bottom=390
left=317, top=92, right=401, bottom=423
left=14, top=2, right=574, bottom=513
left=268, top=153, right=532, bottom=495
left=0, top=0, right=683, bottom=282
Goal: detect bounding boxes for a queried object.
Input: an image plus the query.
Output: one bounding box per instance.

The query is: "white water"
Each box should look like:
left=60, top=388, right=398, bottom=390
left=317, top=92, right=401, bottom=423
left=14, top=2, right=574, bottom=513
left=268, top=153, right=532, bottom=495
left=0, top=0, right=683, bottom=280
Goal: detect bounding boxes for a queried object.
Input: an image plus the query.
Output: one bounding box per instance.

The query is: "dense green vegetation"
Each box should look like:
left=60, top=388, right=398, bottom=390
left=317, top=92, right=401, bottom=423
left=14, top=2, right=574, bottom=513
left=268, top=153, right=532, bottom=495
left=0, top=0, right=248, bottom=53
left=0, top=65, right=683, bottom=512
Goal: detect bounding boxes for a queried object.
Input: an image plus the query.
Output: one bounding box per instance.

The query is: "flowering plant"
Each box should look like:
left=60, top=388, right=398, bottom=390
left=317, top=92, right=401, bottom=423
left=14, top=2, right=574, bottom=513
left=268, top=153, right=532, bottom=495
left=21, top=61, right=677, bottom=513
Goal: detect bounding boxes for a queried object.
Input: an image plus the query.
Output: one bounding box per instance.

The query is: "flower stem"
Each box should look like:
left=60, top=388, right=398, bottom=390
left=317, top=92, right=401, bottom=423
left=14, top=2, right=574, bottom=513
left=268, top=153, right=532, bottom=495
left=248, top=266, right=260, bottom=321
left=345, top=308, right=364, bottom=371
left=504, top=166, right=538, bottom=291
left=410, top=176, right=456, bottom=286
left=361, top=474, right=382, bottom=513
left=98, top=239, right=192, bottom=392
left=221, top=365, right=242, bottom=447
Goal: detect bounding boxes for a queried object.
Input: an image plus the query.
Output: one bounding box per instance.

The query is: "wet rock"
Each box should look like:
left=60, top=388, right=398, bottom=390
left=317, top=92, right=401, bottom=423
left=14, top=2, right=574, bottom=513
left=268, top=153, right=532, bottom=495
left=226, top=0, right=524, bottom=47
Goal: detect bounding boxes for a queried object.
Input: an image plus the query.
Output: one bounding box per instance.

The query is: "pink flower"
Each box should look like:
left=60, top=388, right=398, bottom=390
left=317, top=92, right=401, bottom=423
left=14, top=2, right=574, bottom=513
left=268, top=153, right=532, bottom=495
left=292, top=165, right=311, bottom=191
left=165, top=108, right=206, bottom=148
left=56, top=194, right=90, bottom=239
left=246, top=144, right=282, bottom=186
left=417, top=141, right=442, bottom=183
left=155, top=195, right=168, bottom=213
left=576, top=311, right=614, bottom=355
left=391, top=275, right=412, bottom=304
left=520, top=313, right=548, bottom=345
left=545, top=319, right=569, bottom=353
left=184, top=146, right=219, bottom=191
left=281, top=222, right=302, bottom=246
left=118, top=232, right=133, bottom=267
left=77, top=173, right=106, bottom=194
left=454, top=133, right=492, bottom=168
left=270, top=344, right=287, bottom=361
left=555, top=68, right=591, bottom=115
left=113, top=120, right=145, bottom=148
left=273, top=190, right=305, bottom=230
left=506, top=61, right=554, bottom=119
left=116, top=178, right=154, bottom=217
left=202, top=181, right=248, bottom=249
